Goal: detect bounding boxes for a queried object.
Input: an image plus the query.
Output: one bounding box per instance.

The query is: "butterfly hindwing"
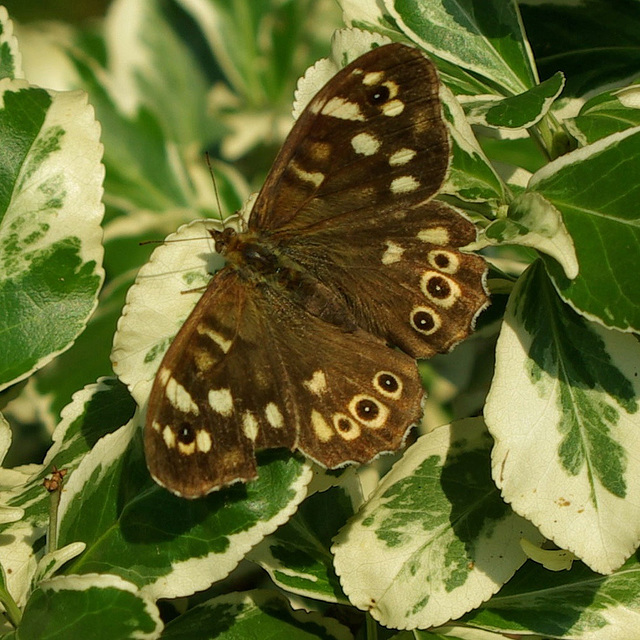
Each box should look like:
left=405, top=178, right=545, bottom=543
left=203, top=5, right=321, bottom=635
left=285, top=199, right=488, bottom=358
left=145, top=268, right=423, bottom=497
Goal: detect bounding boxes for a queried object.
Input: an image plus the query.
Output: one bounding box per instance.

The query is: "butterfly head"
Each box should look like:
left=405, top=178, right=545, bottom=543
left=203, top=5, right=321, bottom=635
left=210, top=227, right=237, bottom=255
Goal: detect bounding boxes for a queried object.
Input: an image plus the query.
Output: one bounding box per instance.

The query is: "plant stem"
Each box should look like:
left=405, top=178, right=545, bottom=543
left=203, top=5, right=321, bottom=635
left=366, top=613, right=378, bottom=640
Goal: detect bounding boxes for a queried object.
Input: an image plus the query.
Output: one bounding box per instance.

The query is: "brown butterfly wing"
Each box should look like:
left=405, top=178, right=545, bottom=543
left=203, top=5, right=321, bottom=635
left=282, top=200, right=488, bottom=358
left=249, top=42, right=488, bottom=357
left=145, top=268, right=423, bottom=498
left=249, top=43, right=448, bottom=233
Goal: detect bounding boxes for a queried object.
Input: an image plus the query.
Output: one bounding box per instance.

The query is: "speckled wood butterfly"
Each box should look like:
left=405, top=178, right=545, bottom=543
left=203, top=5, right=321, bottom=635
left=145, top=43, right=489, bottom=498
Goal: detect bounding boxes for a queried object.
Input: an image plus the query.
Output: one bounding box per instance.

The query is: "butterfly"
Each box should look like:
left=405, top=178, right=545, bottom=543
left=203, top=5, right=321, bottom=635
left=144, top=43, right=489, bottom=498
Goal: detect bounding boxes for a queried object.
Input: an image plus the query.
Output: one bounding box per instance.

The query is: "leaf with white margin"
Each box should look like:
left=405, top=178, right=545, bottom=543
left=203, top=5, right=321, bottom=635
left=0, top=6, right=23, bottom=80
left=461, top=553, right=640, bottom=639
left=463, top=73, right=565, bottom=129
left=104, top=0, right=210, bottom=146
left=32, top=542, right=86, bottom=586
left=18, top=573, right=162, bottom=640
left=528, top=126, right=640, bottom=333
left=248, top=485, right=353, bottom=604
left=567, top=82, right=640, bottom=146
left=414, top=628, right=506, bottom=640
left=384, top=0, right=538, bottom=96
left=0, top=412, right=12, bottom=465
left=485, top=261, right=640, bottom=574
left=481, top=191, right=578, bottom=280
left=0, top=379, right=133, bottom=608
left=56, top=414, right=311, bottom=600
left=111, top=216, right=240, bottom=407
left=0, top=80, right=104, bottom=391
left=339, top=0, right=400, bottom=39
left=439, top=83, right=506, bottom=208
left=161, top=589, right=352, bottom=640
left=333, top=418, right=543, bottom=629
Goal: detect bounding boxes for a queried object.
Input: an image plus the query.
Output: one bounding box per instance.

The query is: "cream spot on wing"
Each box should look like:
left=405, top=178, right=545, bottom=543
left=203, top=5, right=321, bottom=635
left=351, top=67, right=364, bottom=76
left=311, top=410, right=334, bottom=442
left=389, top=148, right=416, bottom=166
left=411, top=306, right=442, bottom=335
left=362, top=70, right=384, bottom=85
left=178, top=440, right=196, bottom=455
left=162, top=425, right=175, bottom=449
left=309, top=98, right=321, bottom=114
left=333, top=413, right=361, bottom=441
left=197, top=326, right=232, bottom=353
left=417, top=227, right=450, bottom=245
left=196, top=429, right=212, bottom=453
left=382, top=240, right=405, bottom=265
left=265, top=402, right=284, bottom=429
left=151, top=421, right=161, bottom=433
left=321, top=97, right=365, bottom=121
left=242, top=412, right=259, bottom=441
left=208, top=388, right=233, bottom=416
left=382, top=99, right=405, bottom=117
left=291, top=161, right=325, bottom=187
left=390, top=176, right=420, bottom=194
left=158, top=366, right=171, bottom=386
left=165, top=376, right=199, bottom=415
left=304, top=370, right=327, bottom=395
left=384, top=80, right=399, bottom=98
left=428, top=250, right=460, bottom=274
left=349, top=395, right=389, bottom=429
left=310, top=141, right=331, bottom=162
left=420, top=271, right=460, bottom=309
left=193, top=349, right=216, bottom=372
left=351, top=132, right=381, bottom=156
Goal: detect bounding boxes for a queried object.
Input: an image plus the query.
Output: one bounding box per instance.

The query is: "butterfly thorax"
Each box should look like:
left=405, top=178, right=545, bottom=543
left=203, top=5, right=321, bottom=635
left=211, top=227, right=288, bottom=279
left=210, top=227, right=356, bottom=330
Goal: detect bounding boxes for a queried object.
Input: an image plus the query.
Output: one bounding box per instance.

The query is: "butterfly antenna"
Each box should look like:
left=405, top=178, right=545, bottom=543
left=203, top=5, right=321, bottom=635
left=205, top=152, right=225, bottom=229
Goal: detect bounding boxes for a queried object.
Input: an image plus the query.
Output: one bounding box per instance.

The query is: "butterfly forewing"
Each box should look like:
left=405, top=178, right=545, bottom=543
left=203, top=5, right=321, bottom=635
left=250, top=44, right=449, bottom=232
left=144, top=43, right=489, bottom=497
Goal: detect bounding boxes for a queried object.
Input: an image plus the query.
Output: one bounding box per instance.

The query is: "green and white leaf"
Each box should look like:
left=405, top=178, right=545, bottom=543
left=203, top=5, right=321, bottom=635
left=339, top=0, right=401, bottom=39
left=519, top=0, right=640, bottom=98
left=440, top=84, right=506, bottom=208
left=461, top=555, right=640, bottom=639
left=527, top=126, right=640, bottom=333
left=104, top=0, right=210, bottom=147
left=162, top=589, right=353, bottom=639
left=385, top=0, right=537, bottom=95
left=0, top=412, right=12, bottom=465
left=0, top=6, right=22, bottom=80
left=0, top=81, right=104, bottom=391
left=111, top=217, right=238, bottom=407
left=56, top=413, right=311, bottom=600
left=32, top=542, right=86, bottom=586
left=481, top=191, right=578, bottom=280
left=0, top=378, right=133, bottom=607
left=333, top=418, right=543, bottom=629
left=18, top=573, right=162, bottom=640
left=462, top=72, right=564, bottom=129
left=248, top=485, right=353, bottom=604
left=568, top=81, right=640, bottom=145
left=485, top=261, right=640, bottom=574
